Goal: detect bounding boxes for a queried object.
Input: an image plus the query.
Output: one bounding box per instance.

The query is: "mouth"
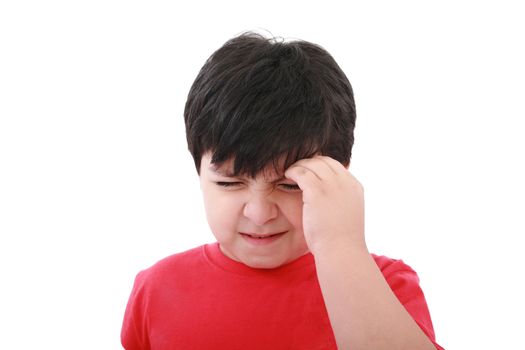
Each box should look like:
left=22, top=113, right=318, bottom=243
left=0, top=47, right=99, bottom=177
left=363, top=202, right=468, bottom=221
left=239, top=231, right=287, bottom=245
left=240, top=232, right=286, bottom=238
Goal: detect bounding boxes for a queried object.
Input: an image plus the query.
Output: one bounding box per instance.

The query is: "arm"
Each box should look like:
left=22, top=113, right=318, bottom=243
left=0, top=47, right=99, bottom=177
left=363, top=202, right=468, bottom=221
left=314, top=244, right=437, bottom=350
left=285, top=156, right=438, bottom=350
left=121, top=271, right=151, bottom=350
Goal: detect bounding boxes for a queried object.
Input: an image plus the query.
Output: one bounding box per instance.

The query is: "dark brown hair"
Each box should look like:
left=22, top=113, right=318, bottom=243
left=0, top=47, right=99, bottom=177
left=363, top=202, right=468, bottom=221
left=184, top=31, right=356, bottom=177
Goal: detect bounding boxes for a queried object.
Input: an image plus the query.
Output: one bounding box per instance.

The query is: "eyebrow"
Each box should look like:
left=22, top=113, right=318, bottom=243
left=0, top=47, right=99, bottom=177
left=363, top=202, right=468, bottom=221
left=209, top=166, right=286, bottom=183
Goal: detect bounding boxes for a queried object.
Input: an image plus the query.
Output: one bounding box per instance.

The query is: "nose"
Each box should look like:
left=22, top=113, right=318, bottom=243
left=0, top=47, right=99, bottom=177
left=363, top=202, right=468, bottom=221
left=243, top=193, right=278, bottom=226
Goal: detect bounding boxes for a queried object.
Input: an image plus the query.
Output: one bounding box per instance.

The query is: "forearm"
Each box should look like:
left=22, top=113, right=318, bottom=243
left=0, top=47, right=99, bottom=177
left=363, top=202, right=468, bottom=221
left=314, top=243, right=436, bottom=350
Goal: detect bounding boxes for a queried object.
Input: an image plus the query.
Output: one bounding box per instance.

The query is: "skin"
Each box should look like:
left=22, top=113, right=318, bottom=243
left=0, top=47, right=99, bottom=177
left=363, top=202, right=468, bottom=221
left=285, top=156, right=437, bottom=350
left=199, top=152, right=309, bottom=269
left=200, top=152, right=437, bottom=349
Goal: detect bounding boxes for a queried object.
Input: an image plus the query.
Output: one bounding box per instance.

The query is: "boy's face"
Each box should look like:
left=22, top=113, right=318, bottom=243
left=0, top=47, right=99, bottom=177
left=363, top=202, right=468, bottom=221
left=199, top=152, right=309, bottom=269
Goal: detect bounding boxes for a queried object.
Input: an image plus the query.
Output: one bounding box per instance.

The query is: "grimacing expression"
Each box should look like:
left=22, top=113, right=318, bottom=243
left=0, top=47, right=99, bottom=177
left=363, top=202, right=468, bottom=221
left=199, top=152, right=310, bottom=269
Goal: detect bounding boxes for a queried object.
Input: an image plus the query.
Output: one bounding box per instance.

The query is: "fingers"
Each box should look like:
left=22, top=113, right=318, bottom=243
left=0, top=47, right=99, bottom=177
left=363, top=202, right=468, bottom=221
left=284, top=165, right=320, bottom=194
left=284, top=156, right=349, bottom=196
left=286, top=155, right=346, bottom=181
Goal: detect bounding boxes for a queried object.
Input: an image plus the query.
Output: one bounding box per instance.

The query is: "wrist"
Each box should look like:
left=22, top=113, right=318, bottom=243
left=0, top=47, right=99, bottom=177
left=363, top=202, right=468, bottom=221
left=309, top=237, right=369, bottom=259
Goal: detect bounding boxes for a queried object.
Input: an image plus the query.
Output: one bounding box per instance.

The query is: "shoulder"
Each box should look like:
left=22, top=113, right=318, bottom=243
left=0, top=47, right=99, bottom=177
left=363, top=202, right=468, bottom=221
left=370, top=253, right=431, bottom=309
left=134, top=244, right=208, bottom=287
left=371, top=253, right=418, bottom=275
left=370, top=253, right=421, bottom=289
left=372, top=254, right=441, bottom=347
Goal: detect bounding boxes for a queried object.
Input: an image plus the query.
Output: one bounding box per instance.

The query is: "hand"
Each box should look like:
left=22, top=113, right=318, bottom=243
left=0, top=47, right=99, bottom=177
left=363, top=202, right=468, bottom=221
left=284, top=156, right=366, bottom=256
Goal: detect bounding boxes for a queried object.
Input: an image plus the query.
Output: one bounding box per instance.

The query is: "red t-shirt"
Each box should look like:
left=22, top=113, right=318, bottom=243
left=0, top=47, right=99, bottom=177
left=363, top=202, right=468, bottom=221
left=121, top=243, right=444, bottom=349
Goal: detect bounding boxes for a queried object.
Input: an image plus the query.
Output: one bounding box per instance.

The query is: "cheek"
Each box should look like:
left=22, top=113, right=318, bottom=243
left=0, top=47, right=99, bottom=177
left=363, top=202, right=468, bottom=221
left=279, top=195, right=304, bottom=228
left=203, top=190, right=242, bottom=230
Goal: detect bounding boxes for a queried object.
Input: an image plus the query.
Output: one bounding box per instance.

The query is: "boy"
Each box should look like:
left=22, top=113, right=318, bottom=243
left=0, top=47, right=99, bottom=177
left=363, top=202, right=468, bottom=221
left=121, top=31, right=444, bottom=350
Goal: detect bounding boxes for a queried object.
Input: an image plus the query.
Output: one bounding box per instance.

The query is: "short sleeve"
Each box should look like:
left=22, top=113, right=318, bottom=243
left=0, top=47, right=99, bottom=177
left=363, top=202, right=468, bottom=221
left=374, top=255, right=445, bottom=350
left=121, top=271, right=151, bottom=350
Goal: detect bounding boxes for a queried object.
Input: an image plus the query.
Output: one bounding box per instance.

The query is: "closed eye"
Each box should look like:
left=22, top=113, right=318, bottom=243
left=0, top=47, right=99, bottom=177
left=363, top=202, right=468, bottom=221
left=216, top=181, right=242, bottom=188
left=279, top=183, right=301, bottom=191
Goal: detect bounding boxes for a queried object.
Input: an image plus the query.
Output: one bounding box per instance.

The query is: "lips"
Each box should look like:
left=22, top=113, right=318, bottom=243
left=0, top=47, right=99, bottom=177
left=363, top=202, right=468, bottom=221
left=239, top=231, right=287, bottom=245
left=240, top=232, right=286, bottom=238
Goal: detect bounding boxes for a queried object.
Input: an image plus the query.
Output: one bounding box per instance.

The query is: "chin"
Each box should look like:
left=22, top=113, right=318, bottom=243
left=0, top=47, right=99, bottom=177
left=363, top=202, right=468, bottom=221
left=243, top=256, right=286, bottom=269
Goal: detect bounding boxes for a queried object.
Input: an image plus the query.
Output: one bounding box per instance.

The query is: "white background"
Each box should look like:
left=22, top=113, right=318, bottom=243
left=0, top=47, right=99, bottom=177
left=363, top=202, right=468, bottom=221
left=1, top=1, right=524, bottom=349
